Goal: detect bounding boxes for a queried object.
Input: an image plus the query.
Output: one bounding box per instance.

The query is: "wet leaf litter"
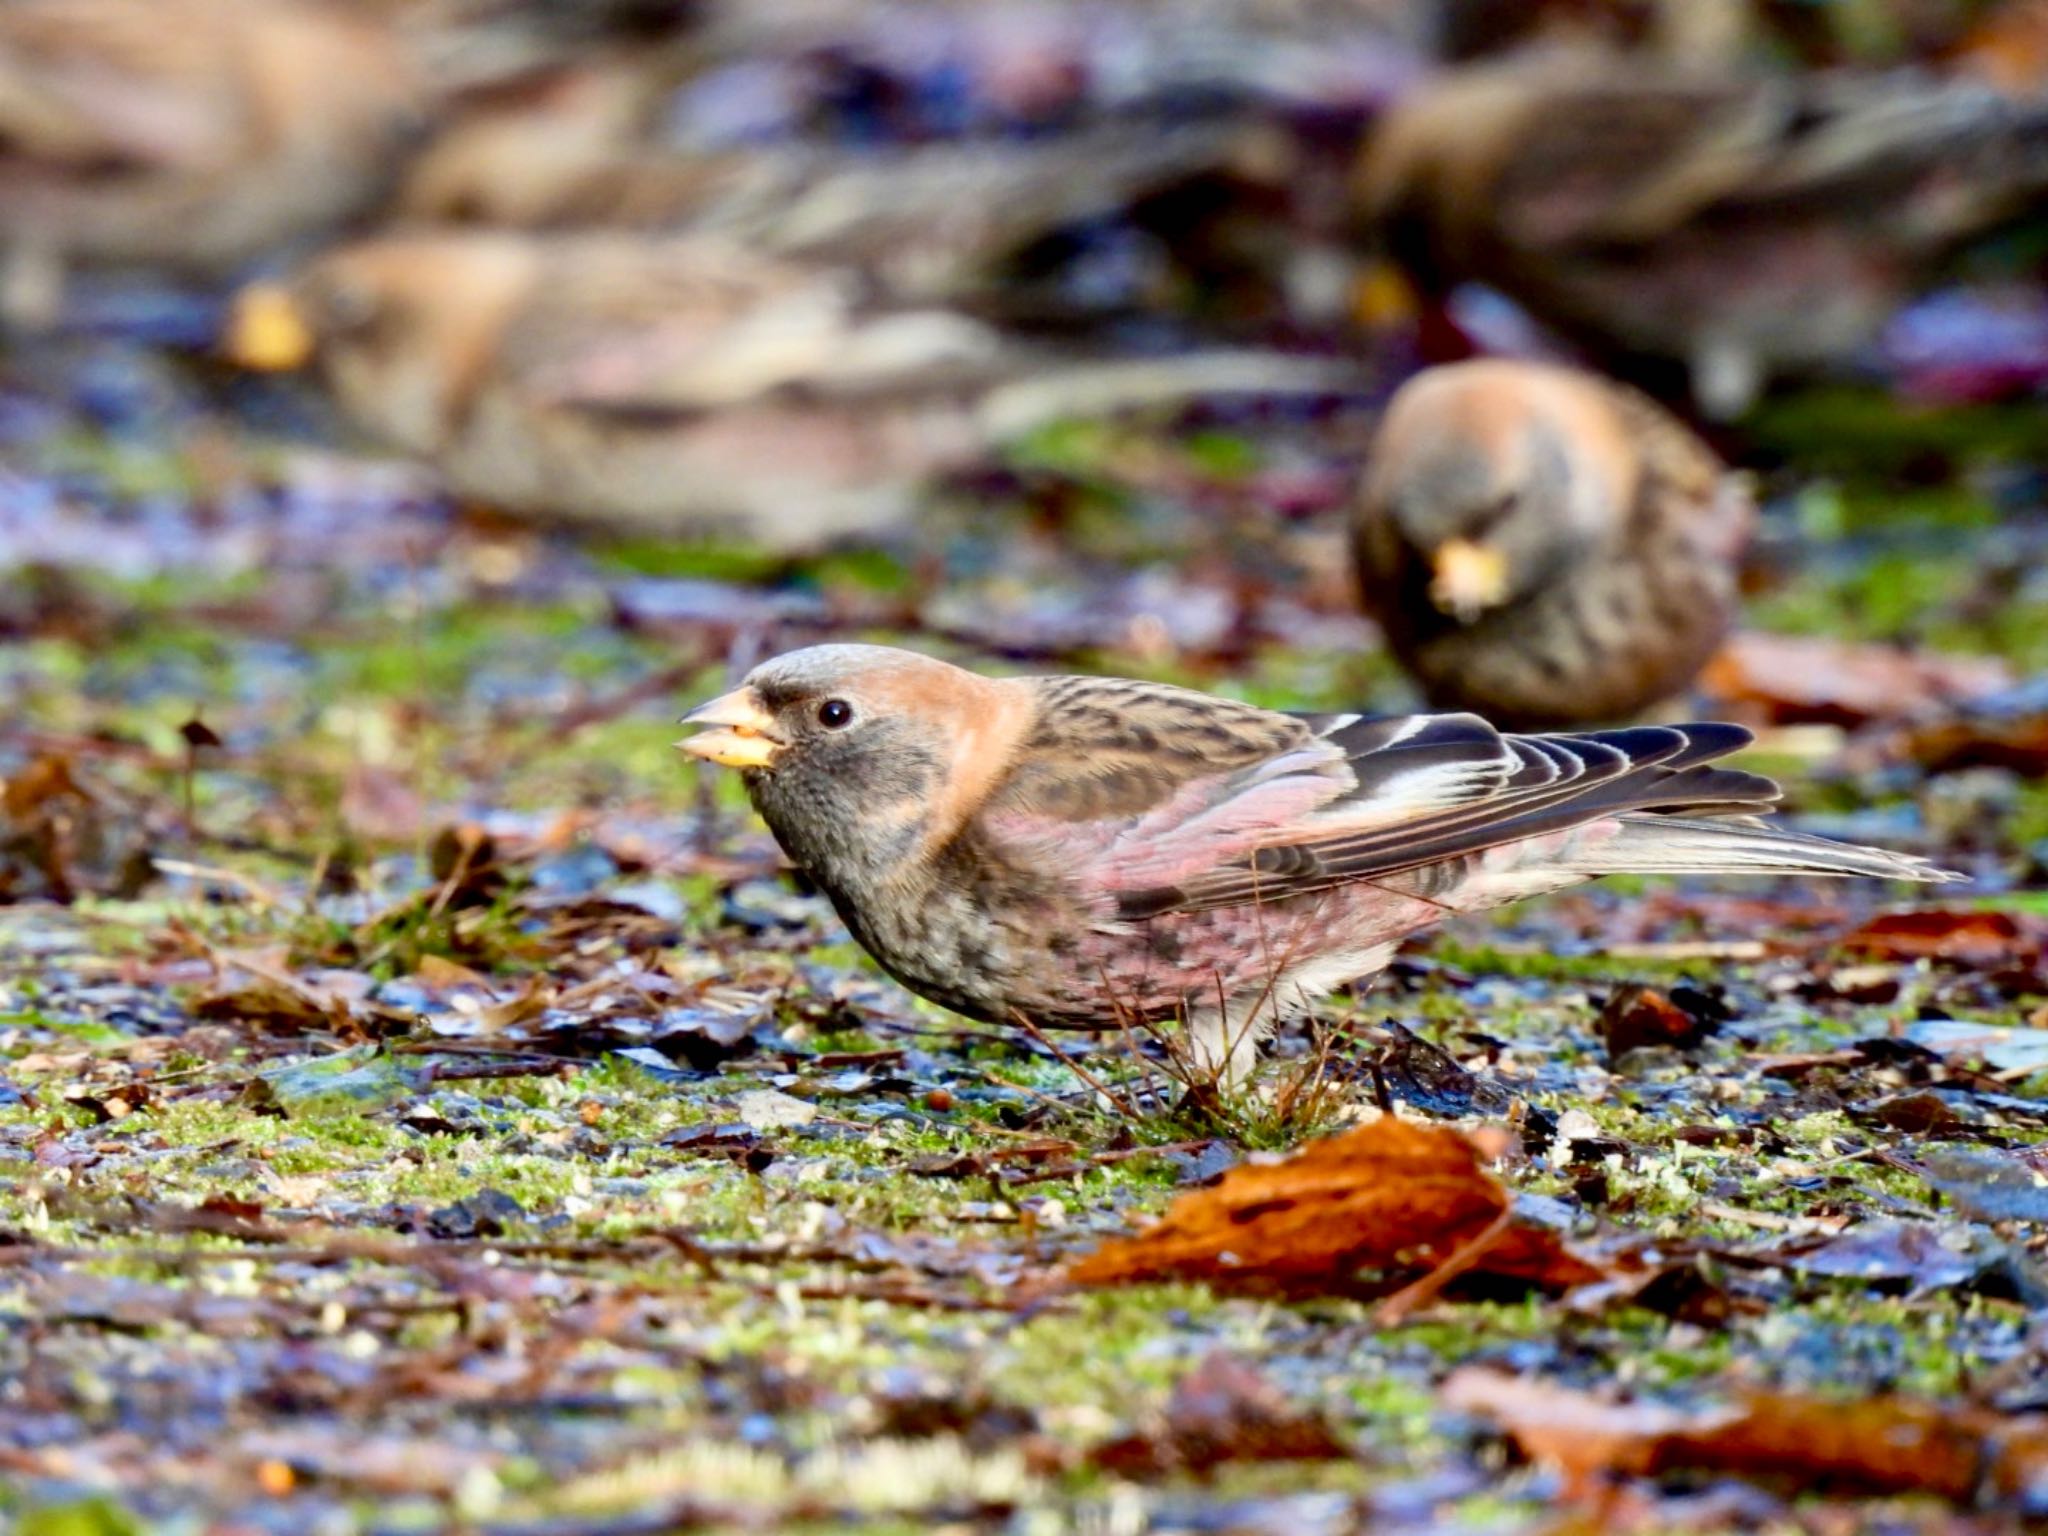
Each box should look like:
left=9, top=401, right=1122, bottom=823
left=7, top=3, right=2048, bottom=1529
left=8, top=425, right=2048, bottom=1533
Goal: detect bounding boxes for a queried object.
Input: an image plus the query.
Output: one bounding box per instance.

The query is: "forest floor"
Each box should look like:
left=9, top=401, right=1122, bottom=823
left=6, top=338, right=2048, bottom=1535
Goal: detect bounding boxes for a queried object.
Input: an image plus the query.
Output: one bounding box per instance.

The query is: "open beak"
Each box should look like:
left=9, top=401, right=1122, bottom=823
left=224, top=283, right=315, bottom=372
left=676, top=687, right=783, bottom=770
left=1427, top=537, right=1510, bottom=622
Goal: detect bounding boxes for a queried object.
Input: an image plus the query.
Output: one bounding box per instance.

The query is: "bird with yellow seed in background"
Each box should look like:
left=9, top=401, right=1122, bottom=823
left=225, top=230, right=1354, bottom=545
left=1352, top=359, right=1753, bottom=729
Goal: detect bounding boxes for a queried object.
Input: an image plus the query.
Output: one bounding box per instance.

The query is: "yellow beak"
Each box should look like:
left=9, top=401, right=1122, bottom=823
left=224, top=283, right=315, bottom=372
left=676, top=687, right=783, bottom=770
left=1427, top=537, right=1511, bottom=621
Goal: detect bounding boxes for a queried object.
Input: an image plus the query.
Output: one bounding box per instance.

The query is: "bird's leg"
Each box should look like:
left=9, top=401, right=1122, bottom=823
left=1178, top=993, right=1273, bottom=1094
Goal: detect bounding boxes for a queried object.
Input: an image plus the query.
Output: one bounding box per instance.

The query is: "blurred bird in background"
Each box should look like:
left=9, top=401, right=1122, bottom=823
left=225, top=230, right=1354, bottom=545
left=1352, top=359, right=1754, bottom=727
left=1357, top=54, right=2048, bottom=416
left=399, top=113, right=1273, bottom=319
left=0, top=0, right=426, bottom=325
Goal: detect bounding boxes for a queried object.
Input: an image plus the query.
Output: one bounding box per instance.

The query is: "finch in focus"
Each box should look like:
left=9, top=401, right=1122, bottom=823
left=681, top=644, right=1953, bottom=1086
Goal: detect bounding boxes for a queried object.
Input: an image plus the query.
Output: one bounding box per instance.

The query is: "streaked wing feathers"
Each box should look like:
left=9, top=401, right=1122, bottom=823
left=1113, top=716, right=1772, bottom=919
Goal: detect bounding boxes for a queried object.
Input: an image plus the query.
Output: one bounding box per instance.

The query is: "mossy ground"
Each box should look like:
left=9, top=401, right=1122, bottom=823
left=3, top=383, right=2048, bottom=1533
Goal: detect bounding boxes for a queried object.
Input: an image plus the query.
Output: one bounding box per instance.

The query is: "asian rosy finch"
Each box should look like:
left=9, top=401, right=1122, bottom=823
left=0, top=0, right=422, bottom=321
left=680, top=644, right=1953, bottom=1086
left=402, top=111, right=1252, bottom=312
left=224, top=231, right=1349, bottom=545
left=1353, top=359, right=1752, bottom=729
left=1358, top=56, right=2048, bottom=414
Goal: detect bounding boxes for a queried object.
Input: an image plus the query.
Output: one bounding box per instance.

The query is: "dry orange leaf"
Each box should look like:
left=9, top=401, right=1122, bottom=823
left=1090, top=1350, right=1350, bottom=1478
left=1700, top=632, right=2012, bottom=729
left=1955, top=0, right=2048, bottom=96
left=1064, top=1117, right=1610, bottom=1306
left=1839, top=907, right=2040, bottom=968
left=1445, top=1368, right=2048, bottom=1507
left=1, top=753, right=89, bottom=820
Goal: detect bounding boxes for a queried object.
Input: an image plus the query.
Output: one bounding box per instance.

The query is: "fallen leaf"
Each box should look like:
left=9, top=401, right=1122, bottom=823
left=1445, top=1368, right=2048, bottom=1506
left=1762, top=1218, right=2005, bottom=1289
left=2, top=753, right=90, bottom=819
left=733, top=1088, right=819, bottom=1131
left=1091, top=1350, right=1350, bottom=1478
left=1839, top=908, right=2040, bottom=968
left=138, top=1197, right=284, bottom=1242
left=662, top=1122, right=776, bottom=1171
left=1064, top=1117, right=1613, bottom=1303
left=1373, top=1023, right=1551, bottom=1134
left=912, top=1140, right=1078, bottom=1179
left=414, top=954, right=492, bottom=992
left=249, top=1046, right=424, bottom=1117
left=1916, top=1145, right=2048, bottom=1224
left=1882, top=681, right=2048, bottom=775
left=1600, top=986, right=1717, bottom=1060
left=426, top=1188, right=525, bottom=1239
left=1701, top=633, right=2012, bottom=728
left=1957, top=0, right=2048, bottom=96
left=1908, top=1016, right=2048, bottom=1073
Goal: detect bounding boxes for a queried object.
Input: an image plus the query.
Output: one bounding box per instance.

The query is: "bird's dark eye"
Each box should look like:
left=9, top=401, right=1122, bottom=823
left=816, top=698, right=854, bottom=729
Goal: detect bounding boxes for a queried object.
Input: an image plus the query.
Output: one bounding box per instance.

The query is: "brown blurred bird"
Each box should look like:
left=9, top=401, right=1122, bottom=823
left=0, top=0, right=424, bottom=321
left=395, top=58, right=676, bottom=227
left=1352, top=359, right=1753, bottom=729
left=680, top=643, right=1952, bottom=1085
left=1358, top=56, right=2048, bottom=414
left=401, top=110, right=1262, bottom=310
left=225, top=230, right=1351, bottom=544
left=386, top=0, right=703, bottom=94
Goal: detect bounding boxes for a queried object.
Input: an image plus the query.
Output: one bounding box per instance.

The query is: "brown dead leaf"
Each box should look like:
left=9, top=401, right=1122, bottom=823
left=412, top=953, right=492, bottom=992
left=1, top=753, right=89, bottom=819
left=1063, top=1117, right=1612, bottom=1303
left=1445, top=1368, right=2048, bottom=1507
left=469, top=979, right=553, bottom=1035
left=1838, top=909, right=2041, bottom=968
left=911, top=1139, right=1079, bottom=1179
left=1884, top=693, right=2048, bottom=777
left=1091, top=1350, right=1350, bottom=1478
left=139, top=1196, right=287, bottom=1242
left=1700, top=633, right=2012, bottom=729
left=1954, top=0, right=2048, bottom=96
left=1600, top=986, right=1714, bottom=1060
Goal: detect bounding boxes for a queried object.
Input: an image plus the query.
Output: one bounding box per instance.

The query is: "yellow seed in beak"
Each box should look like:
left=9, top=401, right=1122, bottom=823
left=225, top=283, right=315, bottom=372
left=1428, top=537, right=1511, bottom=621
left=1350, top=256, right=1419, bottom=329
left=677, top=687, right=783, bottom=770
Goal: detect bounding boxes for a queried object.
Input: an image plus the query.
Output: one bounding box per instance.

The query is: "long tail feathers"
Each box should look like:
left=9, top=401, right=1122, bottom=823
left=1571, top=815, right=1965, bottom=884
